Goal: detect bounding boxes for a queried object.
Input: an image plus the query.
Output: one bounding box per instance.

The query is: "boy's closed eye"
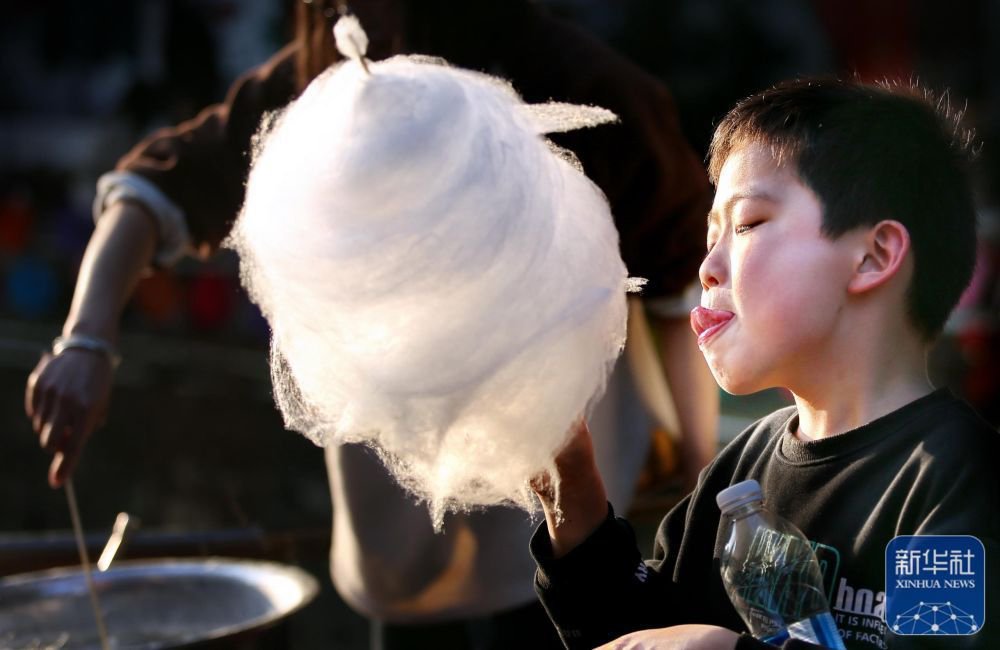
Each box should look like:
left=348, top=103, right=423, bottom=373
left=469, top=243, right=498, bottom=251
left=734, top=220, right=764, bottom=235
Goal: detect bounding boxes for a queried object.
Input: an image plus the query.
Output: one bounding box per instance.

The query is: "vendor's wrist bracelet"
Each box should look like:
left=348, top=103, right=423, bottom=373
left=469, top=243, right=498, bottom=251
left=52, top=334, right=122, bottom=369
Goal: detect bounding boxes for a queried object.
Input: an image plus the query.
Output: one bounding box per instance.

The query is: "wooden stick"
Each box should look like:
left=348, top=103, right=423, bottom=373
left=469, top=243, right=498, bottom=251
left=66, top=480, right=111, bottom=650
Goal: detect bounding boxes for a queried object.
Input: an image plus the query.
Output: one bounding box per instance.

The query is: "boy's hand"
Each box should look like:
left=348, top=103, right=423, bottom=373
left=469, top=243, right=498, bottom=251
left=531, top=419, right=609, bottom=558
left=595, top=624, right=740, bottom=649
left=25, top=349, right=113, bottom=488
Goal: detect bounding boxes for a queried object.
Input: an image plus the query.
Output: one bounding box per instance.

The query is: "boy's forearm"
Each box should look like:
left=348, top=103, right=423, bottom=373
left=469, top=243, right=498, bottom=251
left=63, top=200, right=160, bottom=340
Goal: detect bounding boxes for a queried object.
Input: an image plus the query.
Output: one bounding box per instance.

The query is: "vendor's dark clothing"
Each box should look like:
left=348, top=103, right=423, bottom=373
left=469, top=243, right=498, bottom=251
left=532, top=390, right=1000, bottom=649
left=115, top=2, right=710, bottom=300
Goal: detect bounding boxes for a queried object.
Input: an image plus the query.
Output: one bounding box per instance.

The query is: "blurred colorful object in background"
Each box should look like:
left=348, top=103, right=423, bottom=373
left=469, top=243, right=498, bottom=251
left=5, top=255, right=59, bottom=319
left=0, top=195, right=34, bottom=255
left=134, top=271, right=186, bottom=328
left=189, top=270, right=235, bottom=332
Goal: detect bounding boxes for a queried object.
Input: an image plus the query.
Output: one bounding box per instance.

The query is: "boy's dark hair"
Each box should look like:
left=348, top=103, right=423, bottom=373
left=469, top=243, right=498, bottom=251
left=708, top=78, right=977, bottom=340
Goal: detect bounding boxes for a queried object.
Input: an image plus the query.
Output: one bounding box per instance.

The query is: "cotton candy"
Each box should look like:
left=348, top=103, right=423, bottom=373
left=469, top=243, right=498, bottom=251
left=227, top=50, right=639, bottom=528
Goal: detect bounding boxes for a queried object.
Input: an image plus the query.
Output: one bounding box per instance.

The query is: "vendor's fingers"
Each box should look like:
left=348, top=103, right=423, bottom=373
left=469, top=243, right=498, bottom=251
left=24, top=352, right=51, bottom=419
left=39, top=402, right=73, bottom=452
left=24, top=368, right=37, bottom=419
left=58, top=405, right=97, bottom=485
left=49, top=451, right=77, bottom=489
left=32, top=385, right=55, bottom=437
left=49, top=436, right=85, bottom=489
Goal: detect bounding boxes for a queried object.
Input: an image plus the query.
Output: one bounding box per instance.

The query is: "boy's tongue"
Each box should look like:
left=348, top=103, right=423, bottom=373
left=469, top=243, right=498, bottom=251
left=689, top=306, right=734, bottom=340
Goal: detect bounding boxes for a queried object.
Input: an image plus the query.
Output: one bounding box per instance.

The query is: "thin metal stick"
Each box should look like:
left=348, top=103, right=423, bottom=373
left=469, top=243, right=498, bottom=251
left=66, top=480, right=111, bottom=650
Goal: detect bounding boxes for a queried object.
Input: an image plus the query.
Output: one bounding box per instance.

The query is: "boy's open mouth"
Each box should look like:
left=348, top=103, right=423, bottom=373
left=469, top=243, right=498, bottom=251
left=690, top=306, right=735, bottom=346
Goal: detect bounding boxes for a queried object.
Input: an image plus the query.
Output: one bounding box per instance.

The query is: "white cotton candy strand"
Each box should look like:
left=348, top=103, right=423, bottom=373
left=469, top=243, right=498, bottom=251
left=228, top=55, right=635, bottom=528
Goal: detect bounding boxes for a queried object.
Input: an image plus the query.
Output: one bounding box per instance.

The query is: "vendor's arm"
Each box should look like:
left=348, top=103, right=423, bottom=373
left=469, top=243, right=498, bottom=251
left=25, top=44, right=300, bottom=487
left=26, top=200, right=158, bottom=487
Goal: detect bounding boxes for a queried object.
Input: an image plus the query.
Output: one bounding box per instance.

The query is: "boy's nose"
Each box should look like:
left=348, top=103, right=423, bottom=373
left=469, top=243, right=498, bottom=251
left=699, top=248, right=726, bottom=289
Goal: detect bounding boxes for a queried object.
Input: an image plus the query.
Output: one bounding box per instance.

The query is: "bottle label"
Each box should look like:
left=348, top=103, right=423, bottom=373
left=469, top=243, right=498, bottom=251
left=727, top=528, right=846, bottom=649
left=737, top=528, right=829, bottom=620
left=762, top=612, right=844, bottom=649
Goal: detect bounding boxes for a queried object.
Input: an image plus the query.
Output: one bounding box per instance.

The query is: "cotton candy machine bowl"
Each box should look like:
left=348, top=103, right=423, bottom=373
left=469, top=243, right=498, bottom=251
left=0, top=558, right=319, bottom=649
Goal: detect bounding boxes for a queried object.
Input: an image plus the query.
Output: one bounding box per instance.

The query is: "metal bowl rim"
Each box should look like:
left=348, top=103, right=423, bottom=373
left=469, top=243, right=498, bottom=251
left=0, top=556, right=321, bottom=647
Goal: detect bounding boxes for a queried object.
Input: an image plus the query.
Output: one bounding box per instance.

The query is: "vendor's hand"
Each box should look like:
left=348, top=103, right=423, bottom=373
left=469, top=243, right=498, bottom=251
left=530, top=419, right=609, bottom=558
left=596, top=625, right=740, bottom=650
left=25, top=349, right=114, bottom=488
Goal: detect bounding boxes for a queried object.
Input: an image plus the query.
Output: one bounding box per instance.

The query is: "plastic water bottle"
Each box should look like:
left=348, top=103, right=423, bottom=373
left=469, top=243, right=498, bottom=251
left=716, top=480, right=846, bottom=649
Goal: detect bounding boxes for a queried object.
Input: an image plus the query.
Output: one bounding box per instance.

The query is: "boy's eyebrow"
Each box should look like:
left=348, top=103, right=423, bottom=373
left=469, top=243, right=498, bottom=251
left=707, top=190, right=780, bottom=226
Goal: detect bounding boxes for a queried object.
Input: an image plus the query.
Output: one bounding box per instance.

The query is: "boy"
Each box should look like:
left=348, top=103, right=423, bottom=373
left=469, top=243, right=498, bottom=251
left=531, top=78, right=999, bottom=649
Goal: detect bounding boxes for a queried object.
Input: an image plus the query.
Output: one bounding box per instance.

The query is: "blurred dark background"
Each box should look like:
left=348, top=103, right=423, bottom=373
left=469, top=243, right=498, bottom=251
left=1, top=1, right=998, bottom=647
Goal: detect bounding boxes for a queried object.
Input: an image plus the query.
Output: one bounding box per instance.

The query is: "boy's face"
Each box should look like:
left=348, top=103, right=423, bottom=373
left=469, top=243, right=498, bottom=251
left=692, top=142, right=860, bottom=394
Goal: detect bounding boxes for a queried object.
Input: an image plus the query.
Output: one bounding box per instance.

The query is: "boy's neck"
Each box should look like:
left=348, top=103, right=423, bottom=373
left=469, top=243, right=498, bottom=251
left=792, top=378, right=933, bottom=441
left=790, top=326, right=934, bottom=440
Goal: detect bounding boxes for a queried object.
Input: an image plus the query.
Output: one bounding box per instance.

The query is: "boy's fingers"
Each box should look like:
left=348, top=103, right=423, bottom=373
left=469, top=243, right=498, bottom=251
left=530, top=470, right=554, bottom=501
left=533, top=418, right=596, bottom=502
left=563, top=418, right=591, bottom=449
left=554, top=418, right=595, bottom=467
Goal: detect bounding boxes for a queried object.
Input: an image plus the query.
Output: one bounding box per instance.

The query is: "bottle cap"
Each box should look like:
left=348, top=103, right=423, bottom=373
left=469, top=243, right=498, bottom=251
left=716, top=479, right=763, bottom=514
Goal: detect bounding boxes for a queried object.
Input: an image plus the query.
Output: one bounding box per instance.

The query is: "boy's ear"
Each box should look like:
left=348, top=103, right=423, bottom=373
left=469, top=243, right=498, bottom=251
left=847, top=220, right=911, bottom=295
